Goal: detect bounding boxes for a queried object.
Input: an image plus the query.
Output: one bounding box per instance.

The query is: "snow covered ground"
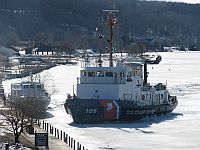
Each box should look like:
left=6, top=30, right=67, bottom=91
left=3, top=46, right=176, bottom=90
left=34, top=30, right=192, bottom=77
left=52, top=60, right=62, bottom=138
left=2, top=51, right=200, bottom=150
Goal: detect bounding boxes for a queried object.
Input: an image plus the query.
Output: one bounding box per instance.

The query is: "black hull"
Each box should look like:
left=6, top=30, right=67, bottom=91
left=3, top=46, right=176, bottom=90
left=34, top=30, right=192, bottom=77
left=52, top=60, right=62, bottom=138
left=64, top=99, right=178, bottom=124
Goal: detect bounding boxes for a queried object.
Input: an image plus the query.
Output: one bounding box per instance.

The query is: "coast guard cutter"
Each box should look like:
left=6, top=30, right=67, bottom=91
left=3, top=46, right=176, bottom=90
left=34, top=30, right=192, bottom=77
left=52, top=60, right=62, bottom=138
left=64, top=9, right=178, bottom=123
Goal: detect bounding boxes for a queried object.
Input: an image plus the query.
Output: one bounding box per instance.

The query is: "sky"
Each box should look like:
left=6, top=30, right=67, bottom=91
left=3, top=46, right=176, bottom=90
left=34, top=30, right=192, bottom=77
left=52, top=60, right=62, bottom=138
left=146, top=0, right=200, bottom=4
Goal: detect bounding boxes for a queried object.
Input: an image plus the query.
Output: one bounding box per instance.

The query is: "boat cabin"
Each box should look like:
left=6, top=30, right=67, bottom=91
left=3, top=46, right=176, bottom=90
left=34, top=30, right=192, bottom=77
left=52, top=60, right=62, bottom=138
left=11, top=81, right=46, bottom=98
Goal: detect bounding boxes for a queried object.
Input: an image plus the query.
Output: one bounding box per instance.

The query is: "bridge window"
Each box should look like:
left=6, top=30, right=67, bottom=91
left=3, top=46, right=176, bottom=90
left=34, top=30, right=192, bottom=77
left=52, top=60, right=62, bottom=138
left=105, top=72, right=113, bottom=77
left=132, top=68, right=137, bottom=76
left=96, top=71, right=104, bottom=77
left=127, top=71, right=132, bottom=77
left=24, top=85, right=29, bottom=88
left=81, top=71, right=87, bottom=77
left=88, top=71, right=95, bottom=77
left=120, top=72, right=125, bottom=77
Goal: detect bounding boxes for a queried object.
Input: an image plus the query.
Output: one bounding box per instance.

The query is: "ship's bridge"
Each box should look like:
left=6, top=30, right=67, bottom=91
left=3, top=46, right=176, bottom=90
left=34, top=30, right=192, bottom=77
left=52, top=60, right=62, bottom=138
left=79, top=66, right=126, bottom=84
left=77, top=60, right=145, bottom=100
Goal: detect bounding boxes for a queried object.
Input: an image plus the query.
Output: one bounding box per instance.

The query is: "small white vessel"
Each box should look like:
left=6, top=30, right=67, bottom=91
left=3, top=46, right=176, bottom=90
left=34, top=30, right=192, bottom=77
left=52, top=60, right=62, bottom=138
left=8, top=75, right=51, bottom=113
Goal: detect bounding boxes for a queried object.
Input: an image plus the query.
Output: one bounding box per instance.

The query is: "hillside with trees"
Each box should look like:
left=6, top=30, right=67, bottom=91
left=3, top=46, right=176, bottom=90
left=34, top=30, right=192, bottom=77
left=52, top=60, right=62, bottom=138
left=0, top=0, right=200, bottom=51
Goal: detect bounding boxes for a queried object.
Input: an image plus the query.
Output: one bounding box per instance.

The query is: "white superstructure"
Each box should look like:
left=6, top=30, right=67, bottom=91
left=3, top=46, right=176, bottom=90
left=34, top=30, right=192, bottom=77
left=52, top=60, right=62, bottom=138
left=77, top=60, right=171, bottom=107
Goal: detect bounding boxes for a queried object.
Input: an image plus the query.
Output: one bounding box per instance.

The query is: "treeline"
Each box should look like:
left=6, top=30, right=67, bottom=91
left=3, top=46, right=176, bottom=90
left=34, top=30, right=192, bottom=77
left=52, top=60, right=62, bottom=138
left=0, top=0, right=200, bottom=50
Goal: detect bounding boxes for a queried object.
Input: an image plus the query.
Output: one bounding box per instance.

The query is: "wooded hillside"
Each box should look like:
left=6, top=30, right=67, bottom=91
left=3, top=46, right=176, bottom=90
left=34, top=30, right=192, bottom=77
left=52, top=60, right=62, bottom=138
left=0, top=0, right=200, bottom=50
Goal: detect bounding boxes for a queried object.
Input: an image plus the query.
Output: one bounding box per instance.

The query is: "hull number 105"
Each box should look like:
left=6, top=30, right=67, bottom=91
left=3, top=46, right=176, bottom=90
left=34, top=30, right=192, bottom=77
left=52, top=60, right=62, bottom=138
left=86, top=108, right=97, bottom=114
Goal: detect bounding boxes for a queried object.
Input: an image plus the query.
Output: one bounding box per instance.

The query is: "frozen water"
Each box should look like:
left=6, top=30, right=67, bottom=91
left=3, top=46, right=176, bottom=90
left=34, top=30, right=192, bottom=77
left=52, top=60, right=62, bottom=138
left=2, top=51, right=200, bottom=149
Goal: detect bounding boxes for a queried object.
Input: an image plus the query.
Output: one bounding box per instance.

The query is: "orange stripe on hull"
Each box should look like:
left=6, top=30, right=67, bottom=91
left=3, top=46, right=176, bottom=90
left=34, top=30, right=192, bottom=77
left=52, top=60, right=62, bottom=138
left=100, top=100, right=118, bottom=120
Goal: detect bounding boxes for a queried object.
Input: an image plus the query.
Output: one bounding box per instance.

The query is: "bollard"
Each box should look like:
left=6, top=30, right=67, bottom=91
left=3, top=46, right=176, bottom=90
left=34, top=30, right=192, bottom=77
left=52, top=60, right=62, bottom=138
left=83, top=146, right=85, bottom=150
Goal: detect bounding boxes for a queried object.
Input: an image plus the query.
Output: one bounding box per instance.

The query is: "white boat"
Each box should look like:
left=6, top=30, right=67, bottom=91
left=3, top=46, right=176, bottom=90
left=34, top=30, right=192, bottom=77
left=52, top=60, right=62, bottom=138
left=8, top=75, right=51, bottom=114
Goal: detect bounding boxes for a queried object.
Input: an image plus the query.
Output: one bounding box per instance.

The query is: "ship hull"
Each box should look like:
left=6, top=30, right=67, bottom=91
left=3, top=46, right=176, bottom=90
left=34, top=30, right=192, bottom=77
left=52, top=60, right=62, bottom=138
left=64, top=99, right=178, bottom=123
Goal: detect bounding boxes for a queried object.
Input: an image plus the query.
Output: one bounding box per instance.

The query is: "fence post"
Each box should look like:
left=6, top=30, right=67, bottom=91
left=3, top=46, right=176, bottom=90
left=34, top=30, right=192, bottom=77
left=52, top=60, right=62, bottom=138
left=51, top=126, right=54, bottom=135
left=49, top=125, right=51, bottom=134
left=57, top=129, right=59, bottom=139
left=63, top=132, right=65, bottom=142
left=55, top=128, right=57, bottom=137
left=42, top=120, right=44, bottom=129
left=64, top=133, right=68, bottom=144
left=44, top=123, right=46, bottom=131
left=47, top=123, right=49, bottom=133
left=69, top=136, right=71, bottom=147
left=71, top=138, right=73, bottom=148
left=61, top=130, right=62, bottom=140
left=79, top=144, right=82, bottom=150
left=77, top=142, right=79, bottom=150
left=73, top=140, right=76, bottom=150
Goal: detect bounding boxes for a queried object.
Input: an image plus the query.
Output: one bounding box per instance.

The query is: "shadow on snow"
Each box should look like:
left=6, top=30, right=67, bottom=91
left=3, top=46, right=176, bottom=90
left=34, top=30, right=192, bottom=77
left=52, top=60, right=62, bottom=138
left=69, top=112, right=183, bottom=131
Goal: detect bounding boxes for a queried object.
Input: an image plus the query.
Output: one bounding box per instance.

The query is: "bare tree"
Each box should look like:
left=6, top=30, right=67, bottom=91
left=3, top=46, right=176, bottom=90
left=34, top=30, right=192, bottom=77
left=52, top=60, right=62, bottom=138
left=0, top=99, right=41, bottom=143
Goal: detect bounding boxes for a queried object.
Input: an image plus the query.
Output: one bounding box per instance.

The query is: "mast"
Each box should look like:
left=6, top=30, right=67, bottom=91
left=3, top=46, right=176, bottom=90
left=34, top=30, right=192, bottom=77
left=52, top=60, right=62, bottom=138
left=97, top=11, right=103, bottom=67
left=102, top=9, right=119, bottom=67
left=98, top=34, right=103, bottom=67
